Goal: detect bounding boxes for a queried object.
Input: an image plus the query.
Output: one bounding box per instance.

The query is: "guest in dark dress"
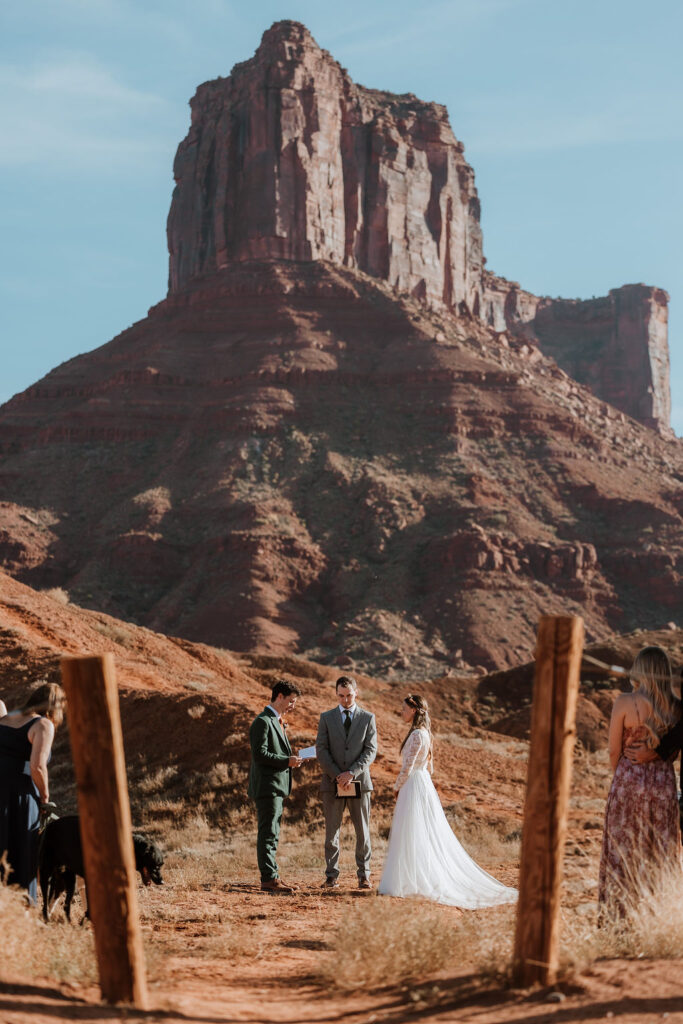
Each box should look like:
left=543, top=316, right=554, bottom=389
left=0, top=683, right=66, bottom=903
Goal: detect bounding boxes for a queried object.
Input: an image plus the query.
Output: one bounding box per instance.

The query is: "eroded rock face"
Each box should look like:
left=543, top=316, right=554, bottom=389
left=168, top=21, right=483, bottom=313
left=168, top=20, right=671, bottom=433
left=532, top=285, right=670, bottom=433
left=0, top=262, right=681, bottom=674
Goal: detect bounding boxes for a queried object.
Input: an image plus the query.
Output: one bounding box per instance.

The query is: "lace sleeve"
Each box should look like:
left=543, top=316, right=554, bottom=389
left=394, top=730, right=424, bottom=791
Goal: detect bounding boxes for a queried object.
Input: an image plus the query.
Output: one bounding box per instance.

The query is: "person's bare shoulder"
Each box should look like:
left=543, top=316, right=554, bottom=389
left=612, top=693, right=632, bottom=711
left=29, top=716, right=54, bottom=740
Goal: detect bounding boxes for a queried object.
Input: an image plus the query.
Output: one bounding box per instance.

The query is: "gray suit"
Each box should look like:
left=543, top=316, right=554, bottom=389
left=316, top=705, right=377, bottom=881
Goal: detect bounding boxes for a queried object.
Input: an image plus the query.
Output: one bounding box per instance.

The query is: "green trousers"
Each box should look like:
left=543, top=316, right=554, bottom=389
left=255, top=796, right=285, bottom=882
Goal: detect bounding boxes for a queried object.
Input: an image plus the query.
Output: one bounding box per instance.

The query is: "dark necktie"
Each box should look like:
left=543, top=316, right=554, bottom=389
left=344, top=710, right=351, bottom=735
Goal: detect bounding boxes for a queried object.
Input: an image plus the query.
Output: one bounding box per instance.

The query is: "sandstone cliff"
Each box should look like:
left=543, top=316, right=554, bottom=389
left=167, top=20, right=671, bottom=433
left=0, top=23, right=680, bottom=674
left=168, top=21, right=483, bottom=314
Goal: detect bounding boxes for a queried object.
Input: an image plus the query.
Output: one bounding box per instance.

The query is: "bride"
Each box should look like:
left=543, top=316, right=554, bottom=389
left=378, top=694, right=517, bottom=908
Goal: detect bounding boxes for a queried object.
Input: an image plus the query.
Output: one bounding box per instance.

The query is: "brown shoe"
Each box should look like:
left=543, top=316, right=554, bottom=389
left=261, top=879, right=297, bottom=893
left=322, top=878, right=339, bottom=889
left=358, top=878, right=372, bottom=890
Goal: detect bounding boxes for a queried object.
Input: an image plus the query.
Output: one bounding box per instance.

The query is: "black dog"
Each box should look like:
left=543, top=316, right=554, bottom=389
left=40, top=814, right=164, bottom=922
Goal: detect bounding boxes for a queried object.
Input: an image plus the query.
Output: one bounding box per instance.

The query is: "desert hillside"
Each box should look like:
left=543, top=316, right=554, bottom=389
left=0, top=22, right=680, bottom=675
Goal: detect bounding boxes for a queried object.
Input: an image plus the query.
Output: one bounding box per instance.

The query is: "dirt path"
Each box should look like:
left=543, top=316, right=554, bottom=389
left=2, top=879, right=683, bottom=1024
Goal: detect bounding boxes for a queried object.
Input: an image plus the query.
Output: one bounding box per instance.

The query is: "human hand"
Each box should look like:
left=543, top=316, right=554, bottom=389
left=39, top=801, right=58, bottom=829
left=288, top=756, right=303, bottom=768
left=336, top=771, right=354, bottom=786
left=623, top=743, right=657, bottom=764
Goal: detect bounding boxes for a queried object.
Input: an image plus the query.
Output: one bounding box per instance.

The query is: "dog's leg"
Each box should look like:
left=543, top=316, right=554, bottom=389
left=64, top=870, right=76, bottom=923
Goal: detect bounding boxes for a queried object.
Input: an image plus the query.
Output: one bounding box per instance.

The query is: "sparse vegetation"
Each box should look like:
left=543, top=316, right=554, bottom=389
left=319, top=899, right=515, bottom=990
left=41, top=587, right=69, bottom=605
left=0, top=881, right=96, bottom=985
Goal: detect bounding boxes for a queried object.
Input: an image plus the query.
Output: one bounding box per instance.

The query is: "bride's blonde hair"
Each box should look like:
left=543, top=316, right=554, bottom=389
left=400, top=694, right=432, bottom=756
left=630, top=646, right=680, bottom=748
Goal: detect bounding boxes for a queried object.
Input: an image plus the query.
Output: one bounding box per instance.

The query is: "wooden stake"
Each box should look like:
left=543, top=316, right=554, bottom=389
left=60, top=654, right=148, bottom=1008
left=512, top=615, right=584, bottom=987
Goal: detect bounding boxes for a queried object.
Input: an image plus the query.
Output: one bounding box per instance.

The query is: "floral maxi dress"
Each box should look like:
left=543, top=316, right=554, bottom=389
left=598, top=723, right=681, bottom=917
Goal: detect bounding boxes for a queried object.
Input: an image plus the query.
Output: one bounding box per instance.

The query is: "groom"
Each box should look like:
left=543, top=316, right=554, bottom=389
left=248, top=679, right=303, bottom=893
left=316, top=676, right=377, bottom=889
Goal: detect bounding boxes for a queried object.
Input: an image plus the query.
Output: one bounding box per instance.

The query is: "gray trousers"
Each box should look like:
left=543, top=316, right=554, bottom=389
left=321, top=790, right=372, bottom=881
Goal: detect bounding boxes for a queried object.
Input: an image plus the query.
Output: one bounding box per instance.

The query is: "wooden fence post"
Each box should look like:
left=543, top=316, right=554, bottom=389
left=60, top=654, right=148, bottom=1008
left=512, top=615, right=584, bottom=987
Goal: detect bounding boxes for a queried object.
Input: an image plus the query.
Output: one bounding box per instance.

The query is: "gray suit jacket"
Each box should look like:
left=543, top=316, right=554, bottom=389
left=316, top=705, right=377, bottom=793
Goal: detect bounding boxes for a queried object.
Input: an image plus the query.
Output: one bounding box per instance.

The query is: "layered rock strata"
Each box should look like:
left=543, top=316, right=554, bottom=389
left=0, top=262, right=681, bottom=674
left=168, top=21, right=671, bottom=432
left=169, top=22, right=482, bottom=321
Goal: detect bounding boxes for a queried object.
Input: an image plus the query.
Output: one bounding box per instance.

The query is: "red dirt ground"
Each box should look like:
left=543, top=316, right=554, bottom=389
left=1, top=569, right=683, bottom=1022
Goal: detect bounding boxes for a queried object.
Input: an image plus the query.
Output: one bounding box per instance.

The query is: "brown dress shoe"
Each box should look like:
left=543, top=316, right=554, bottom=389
left=322, top=878, right=339, bottom=889
left=358, top=878, right=372, bottom=890
left=261, top=879, right=297, bottom=893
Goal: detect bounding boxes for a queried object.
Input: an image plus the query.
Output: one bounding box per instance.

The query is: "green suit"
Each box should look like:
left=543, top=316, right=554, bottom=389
left=248, top=707, right=292, bottom=882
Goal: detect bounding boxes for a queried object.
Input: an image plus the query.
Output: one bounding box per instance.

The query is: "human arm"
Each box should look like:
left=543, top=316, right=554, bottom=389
left=623, top=704, right=683, bottom=765
left=348, top=713, right=378, bottom=779
left=393, top=730, right=423, bottom=792
left=315, top=714, right=342, bottom=781
left=249, top=716, right=293, bottom=769
left=607, top=697, right=626, bottom=773
left=656, top=714, right=683, bottom=763
left=28, top=717, right=55, bottom=803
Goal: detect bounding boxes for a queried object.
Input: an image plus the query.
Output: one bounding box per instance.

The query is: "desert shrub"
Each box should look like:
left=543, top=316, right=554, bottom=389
left=41, top=587, right=69, bottom=605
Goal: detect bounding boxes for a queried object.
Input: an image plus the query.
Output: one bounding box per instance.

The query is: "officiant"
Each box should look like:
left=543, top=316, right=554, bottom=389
left=316, top=676, right=377, bottom=890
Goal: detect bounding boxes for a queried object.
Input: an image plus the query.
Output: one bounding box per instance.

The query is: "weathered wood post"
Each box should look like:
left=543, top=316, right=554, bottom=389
left=60, top=654, right=148, bottom=1008
left=512, top=615, right=584, bottom=987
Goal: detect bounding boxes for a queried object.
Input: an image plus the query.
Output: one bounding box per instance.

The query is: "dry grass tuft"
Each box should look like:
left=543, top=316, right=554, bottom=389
left=0, top=882, right=96, bottom=985
left=560, top=860, right=683, bottom=971
left=41, top=587, right=69, bottom=605
left=319, top=898, right=514, bottom=990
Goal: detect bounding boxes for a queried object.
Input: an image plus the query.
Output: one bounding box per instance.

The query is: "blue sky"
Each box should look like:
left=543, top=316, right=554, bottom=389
left=2, top=0, right=682, bottom=434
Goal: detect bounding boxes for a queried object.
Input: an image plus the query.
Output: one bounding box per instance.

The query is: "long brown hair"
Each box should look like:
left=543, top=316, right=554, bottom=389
left=630, top=646, right=680, bottom=748
left=22, top=682, right=66, bottom=728
left=400, top=694, right=432, bottom=754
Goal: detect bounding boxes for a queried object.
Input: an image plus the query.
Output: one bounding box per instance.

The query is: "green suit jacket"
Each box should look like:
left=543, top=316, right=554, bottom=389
left=248, top=707, right=293, bottom=800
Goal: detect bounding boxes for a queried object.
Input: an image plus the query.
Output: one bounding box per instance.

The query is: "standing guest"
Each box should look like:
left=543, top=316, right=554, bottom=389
left=248, top=680, right=302, bottom=893
left=316, top=676, right=377, bottom=889
left=0, top=682, right=66, bottom=904
left=599, top=647, right=681, bottom=919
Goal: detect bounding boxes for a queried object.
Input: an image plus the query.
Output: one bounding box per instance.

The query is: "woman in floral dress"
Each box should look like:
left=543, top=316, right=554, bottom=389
left=598, top=646, right=681, bottom=919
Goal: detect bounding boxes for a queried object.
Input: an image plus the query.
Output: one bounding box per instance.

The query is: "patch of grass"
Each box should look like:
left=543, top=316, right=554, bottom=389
left=560, top=860, right=683, bottom=971
left=90, top=620, right=134, bottom=647
left=319, top=899, right=514, bottom=990
left=0, top=882, right=96, bottom=985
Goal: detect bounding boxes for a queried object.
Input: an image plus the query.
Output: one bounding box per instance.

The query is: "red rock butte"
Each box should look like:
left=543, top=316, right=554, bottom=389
left=168, top=21, right=670, bottom=433
left=0, top=20, right=681, bottom=673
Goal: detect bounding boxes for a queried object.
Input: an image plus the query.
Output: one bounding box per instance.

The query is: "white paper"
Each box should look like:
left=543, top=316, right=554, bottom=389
left=298, top=745, right=317, bottom=760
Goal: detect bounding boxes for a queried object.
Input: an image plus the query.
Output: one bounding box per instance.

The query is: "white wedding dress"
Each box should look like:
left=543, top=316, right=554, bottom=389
left=378, top=728, right=517, bottom=908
